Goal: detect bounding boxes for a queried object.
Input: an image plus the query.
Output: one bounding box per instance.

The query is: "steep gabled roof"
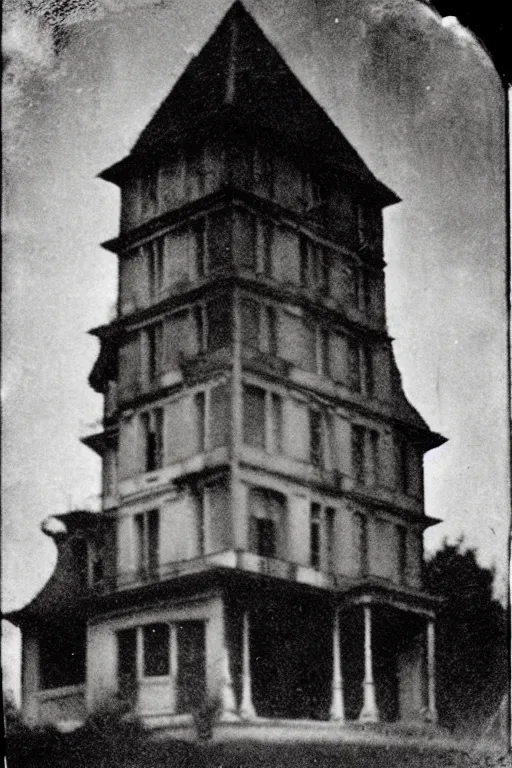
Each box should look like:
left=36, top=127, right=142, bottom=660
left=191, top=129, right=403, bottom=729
left=100, top=1, right=399, bottom=207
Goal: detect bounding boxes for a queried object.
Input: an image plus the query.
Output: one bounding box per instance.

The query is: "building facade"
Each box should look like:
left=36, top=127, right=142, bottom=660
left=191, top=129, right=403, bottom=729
left=8, top=2, right=447, bottom=734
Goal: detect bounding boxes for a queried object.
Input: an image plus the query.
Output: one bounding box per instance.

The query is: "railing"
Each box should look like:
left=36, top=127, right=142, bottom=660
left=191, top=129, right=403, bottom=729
left=114, top=550, right=345, bottom=593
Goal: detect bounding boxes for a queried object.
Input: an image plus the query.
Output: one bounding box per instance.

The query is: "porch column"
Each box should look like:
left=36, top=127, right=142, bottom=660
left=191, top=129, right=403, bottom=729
left=329, top=608, right=345, bottom=721
left=426, top=619, right=438, bottom=723
left=359, top=604, right=379, bottom=722
left=219, top=640, right=239, bottom=722
left=239, top=612, right=256, bottom=719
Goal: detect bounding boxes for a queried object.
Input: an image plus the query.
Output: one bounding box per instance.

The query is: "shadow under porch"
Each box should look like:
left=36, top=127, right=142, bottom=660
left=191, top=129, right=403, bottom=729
left=223, top=587, right=435, bottom=725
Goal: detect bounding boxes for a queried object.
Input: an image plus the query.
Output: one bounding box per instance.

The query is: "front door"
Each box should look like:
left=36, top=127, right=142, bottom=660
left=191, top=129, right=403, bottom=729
left=176, top=621, right=206, bottom=713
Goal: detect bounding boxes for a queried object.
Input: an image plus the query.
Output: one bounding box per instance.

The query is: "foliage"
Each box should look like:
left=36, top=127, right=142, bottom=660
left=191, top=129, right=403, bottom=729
left=3, top=694, right=203, bottom=768
left=424, top=539, right=509, bottom=735
left=192, top=695, right=222, bottom=742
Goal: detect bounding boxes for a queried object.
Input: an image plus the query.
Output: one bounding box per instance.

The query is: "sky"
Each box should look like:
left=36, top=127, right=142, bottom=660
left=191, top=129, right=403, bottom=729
left=2, top=0, right=509, bottom=701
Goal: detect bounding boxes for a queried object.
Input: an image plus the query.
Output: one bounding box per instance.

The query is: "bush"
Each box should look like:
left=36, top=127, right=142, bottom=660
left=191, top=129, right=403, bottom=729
left=4, top=695, right=204, bottom=767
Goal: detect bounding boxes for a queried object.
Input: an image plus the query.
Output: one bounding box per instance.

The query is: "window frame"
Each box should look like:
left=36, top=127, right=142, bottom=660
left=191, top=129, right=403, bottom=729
left=133, top=508, right=160, bottom=577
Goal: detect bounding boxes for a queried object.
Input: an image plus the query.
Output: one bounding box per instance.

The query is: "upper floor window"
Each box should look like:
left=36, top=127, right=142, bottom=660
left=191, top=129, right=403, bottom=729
left=249, top=487, right=285, bottom=559
left=243, top=385, right=266, bottom=449
left=206, top=299, right=232, bottom=351
left=142, top=409, right=164, bottom=472
left=353, top=512, right=369, bottom=576
left=255, top=518, right=276, bottom=558
left=89, top=532, right=106, bottom=587
left=146, top=322, right=163, bottom=382
left=310, top=503, right=321, bottom=568
left=146, top=237, right=165, bottom=300
left=134, top=508, right=159, bottom=576
left=396, top=436, right=422, bottom=497
left=240, top=299, right=277, bottom=356
left=242, top=384, right=282, bottom=453
left=347, top=340, right=373, bottom=396
left=309, top=408, right=332, bottom=469
left=310, top=503, right=336, bottom=571
left=397, top=525, right=408, bottom=586
left=298, top=236, right=329, bottom=294
left=253, top=147, right=274, bottom=198
left=351, top=425, right=381, bottom=487
left=309, top=409, right=323, bottom=467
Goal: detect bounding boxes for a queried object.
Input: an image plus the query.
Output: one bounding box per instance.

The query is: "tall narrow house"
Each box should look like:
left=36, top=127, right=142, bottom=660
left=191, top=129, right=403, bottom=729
left=9, top=2, right=447, bottom=733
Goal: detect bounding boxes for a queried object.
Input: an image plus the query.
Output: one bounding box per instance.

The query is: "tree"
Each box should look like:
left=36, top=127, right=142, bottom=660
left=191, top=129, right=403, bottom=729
left=424, top=539, right=509, bottom=735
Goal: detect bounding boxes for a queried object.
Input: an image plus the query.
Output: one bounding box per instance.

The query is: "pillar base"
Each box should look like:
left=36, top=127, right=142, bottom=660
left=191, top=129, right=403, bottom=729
left=239, top=703, right=257, bottom=720
left=424, top=707, right=438, bottom=724
left=359, top=684, right=379, bottom=724
left=329, top=690, right=344, bottom=722
left=358, top=708, right=380, bottom=724
left=218, top=709, right=241, bottom=723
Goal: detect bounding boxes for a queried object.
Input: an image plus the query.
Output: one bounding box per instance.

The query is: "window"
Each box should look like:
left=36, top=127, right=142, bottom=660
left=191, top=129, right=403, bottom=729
left=243, top=385, right=266, bottom=448
left=352, top=425, right=380, bottom=486
left=195, top=493, right=206, bottom=556
left=195, top=391, right=206, bottom=453
left=206, top=300, right=231, bottom=351
left=347, top=341, right=373, bottom=395
left=39, top=624, right=86, bottom=690
left=355, top=270, right=371, bottom=313
left=241, top=299, right=260, bottom=349
left=310, top=503, right=321, bottom=568
left=261, top=305, right=277, bottom=355
left=164, top=310, right=193, bottom=369
left=117, top=622, right=206, bottom=711
left=348, top=340, right=361, bottom=392
left=325, top=507, right=335, bottom=572
left=143, top=623, right=170, bottom=677
left=309, top=409, right=323, bottom=467
left=249, top=488, right=285, bottom=558
left=134, top=509, right=159, bottom=576
left=147, top=238, right=164, bottom=300
left=351, top=425, right=365, bottom=485
left=397, top=526, right=408, bottom=585
left=146, top=322, right=163, bottom=381
left=309, top=503, right=336, bottom=571
left=89, top=533, right=106, bottom=586
left=242, top=386, right=282, bottom=453
left=354, top=513, right=368, bottom=576
left=270, top=393, right=282, bottom=453
left=209, top=382, right=230, bottom=449
left=254, top=147, right=274, bottom=198
left=142, top=409, right=163, bottom=472
left=255, top=518, right=276, bottom=558
left=118, top=333, right=141, bottom=399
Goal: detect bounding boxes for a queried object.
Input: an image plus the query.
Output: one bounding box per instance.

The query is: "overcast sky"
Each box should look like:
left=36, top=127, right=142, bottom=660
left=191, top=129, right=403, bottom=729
left=2, top=0, right=509, bottom=699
